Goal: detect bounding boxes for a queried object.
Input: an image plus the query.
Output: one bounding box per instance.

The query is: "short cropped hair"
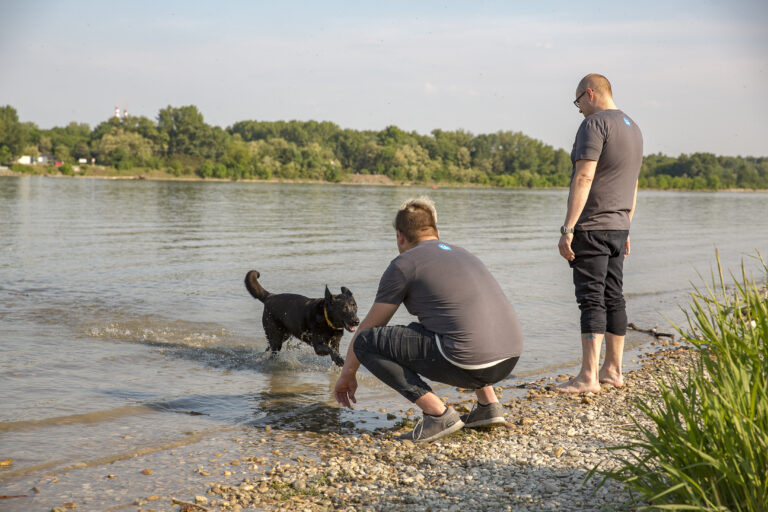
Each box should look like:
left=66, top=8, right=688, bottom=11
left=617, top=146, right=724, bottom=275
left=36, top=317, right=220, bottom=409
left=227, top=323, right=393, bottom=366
left=578, top=73, right=613, bottom=97
left=394, top=196, right=438, bottom=243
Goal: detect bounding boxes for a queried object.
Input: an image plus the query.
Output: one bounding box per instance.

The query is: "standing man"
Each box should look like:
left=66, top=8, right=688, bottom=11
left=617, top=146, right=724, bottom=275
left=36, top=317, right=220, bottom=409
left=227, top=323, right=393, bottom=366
left=334, top=196, right=523, bottom=442
left=557, top=73, right=643, bottom=394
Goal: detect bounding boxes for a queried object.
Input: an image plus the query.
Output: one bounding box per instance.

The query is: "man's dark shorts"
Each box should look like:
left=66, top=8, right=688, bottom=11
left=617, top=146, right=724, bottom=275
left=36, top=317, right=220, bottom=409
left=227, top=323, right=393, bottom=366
left=353, top=322, right=519, bottom=403
left=569, top=229, right=629, bottom=335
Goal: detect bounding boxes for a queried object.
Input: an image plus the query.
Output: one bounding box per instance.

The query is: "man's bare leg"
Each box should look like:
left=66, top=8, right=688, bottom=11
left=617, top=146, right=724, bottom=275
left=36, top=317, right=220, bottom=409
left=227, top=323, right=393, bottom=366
left=557, top=333, right=603, bottom=394
left=599, top=332, right=624, bottom=387
left=414, top=392, right=447, bottom=416
left=475, top=385, right=498, bottom=405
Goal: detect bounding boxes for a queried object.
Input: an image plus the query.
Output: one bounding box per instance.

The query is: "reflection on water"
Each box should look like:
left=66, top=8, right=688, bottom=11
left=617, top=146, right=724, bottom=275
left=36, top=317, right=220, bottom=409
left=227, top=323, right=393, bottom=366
left=1, top=176, right=766, bottom=486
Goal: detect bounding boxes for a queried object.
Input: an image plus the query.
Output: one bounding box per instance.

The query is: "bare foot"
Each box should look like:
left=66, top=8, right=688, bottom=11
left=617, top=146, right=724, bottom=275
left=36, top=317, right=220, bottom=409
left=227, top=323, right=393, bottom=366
left=599, top=370, right=624, bottom=388
left=555, top=378, right=601, bottom=394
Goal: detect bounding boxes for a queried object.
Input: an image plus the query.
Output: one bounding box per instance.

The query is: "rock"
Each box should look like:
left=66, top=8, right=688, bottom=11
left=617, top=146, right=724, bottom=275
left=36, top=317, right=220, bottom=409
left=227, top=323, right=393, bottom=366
left=195, top=495, right=209, bottom=505
left=455, top=404, right=471, bottom=414
left=106, top=474, right=116, bottom=479
left=553, top=447, right=564, bottom=458
left=140, top=468, right=153, bottom=475
left=555, top=374, right=570, bottom=383
left=541, top=481, right=558, bottom=493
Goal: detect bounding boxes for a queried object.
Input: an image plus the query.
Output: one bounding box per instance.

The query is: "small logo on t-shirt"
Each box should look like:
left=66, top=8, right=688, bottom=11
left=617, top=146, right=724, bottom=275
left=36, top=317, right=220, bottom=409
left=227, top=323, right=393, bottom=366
left=623, top=116, right=631, bottom=127
left=438, top=243, right=452, bottom=251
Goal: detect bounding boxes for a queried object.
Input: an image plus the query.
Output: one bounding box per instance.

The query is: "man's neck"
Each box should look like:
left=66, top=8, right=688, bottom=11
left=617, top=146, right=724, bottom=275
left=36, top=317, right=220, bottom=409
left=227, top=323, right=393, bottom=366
left=399, top=235, right=438, bottom=253
left=592, top=98, right=618, bottom=114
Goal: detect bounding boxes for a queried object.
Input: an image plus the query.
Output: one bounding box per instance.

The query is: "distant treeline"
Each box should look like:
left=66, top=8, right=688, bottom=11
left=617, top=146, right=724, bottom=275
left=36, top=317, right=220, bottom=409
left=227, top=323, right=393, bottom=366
left=1, top=104, right=767, bottom=189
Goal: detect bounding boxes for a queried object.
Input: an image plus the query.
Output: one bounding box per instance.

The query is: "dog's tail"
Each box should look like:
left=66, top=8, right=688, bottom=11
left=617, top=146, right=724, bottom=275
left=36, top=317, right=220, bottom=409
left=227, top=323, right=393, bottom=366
left=244, top=270, right=271, bottom=302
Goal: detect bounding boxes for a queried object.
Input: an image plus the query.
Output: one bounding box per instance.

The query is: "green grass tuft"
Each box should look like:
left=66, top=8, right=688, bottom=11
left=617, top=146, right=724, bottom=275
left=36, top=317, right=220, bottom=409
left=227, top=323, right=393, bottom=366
left=592, top=250, right=768, bottom=511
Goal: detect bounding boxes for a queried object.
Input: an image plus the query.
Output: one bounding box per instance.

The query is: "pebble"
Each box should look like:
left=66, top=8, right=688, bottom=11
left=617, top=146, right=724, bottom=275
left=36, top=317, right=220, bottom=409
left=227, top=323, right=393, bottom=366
left=542, top=481, right=558, bottom=493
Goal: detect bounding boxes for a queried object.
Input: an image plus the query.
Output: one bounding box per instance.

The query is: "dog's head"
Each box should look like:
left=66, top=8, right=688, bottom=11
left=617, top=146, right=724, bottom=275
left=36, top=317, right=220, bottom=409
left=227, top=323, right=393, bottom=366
left=324, top=286, right=359, bottom=332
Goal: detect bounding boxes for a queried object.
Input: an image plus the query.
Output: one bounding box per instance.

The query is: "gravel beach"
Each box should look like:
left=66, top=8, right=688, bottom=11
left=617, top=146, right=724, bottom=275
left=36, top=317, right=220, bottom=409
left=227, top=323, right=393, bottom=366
left=78, top=344, right=694, bottom=512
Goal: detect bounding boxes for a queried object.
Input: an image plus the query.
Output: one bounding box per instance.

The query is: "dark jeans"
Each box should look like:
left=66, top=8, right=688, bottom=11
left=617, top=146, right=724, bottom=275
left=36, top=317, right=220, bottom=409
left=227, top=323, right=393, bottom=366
left=353, top=322, right=519, bottom=403
left=569, top=229, right=629, bottom=335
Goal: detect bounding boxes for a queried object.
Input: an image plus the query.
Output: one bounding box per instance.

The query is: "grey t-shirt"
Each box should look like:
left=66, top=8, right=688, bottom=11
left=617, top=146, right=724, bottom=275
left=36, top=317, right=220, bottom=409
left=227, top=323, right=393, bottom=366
left=570, top=109, right=643, bottom=230
left=375, top=239, right=523, bottom=367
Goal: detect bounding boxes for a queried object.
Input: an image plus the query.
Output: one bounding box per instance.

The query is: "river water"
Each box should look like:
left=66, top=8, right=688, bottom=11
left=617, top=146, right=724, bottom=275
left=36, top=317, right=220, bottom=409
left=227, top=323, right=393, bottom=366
left=1, top=176, right=766, bottom=505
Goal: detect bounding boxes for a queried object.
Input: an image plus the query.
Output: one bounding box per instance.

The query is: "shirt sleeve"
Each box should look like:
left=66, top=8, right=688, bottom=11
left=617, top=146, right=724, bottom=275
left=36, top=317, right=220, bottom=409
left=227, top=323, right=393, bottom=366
left=374, top=259, right=409, bottom=305
left=572, top=116, right=605, bottom=162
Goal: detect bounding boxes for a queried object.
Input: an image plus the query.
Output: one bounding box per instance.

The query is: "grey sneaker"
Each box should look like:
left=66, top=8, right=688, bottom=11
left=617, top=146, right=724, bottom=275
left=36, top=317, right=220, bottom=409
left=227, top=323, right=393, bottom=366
left=399, top=406, right=464, bottom=443
left=460, top=402, right=506, bottom=428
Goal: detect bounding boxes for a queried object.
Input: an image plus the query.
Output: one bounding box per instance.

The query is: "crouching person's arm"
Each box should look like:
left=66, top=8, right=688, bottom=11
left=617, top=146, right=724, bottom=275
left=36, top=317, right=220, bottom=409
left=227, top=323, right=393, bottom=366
left=334, top=302, right=398, bottom=408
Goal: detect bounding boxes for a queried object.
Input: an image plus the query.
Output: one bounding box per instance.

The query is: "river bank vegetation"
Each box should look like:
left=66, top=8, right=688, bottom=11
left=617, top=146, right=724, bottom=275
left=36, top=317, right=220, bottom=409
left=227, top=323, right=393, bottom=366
left=597, top=252, right=768, bottom=510
left=2, top=104, right=767, bottom=189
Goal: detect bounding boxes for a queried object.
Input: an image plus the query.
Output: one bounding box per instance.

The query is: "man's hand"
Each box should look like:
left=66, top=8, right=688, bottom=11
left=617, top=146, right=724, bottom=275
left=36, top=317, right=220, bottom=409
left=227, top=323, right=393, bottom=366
left=558, top=233, right=575, bottom=261
left=331, top=302, right=398, bottom=409
left=334, top=371, right=358, bottom=408
left=624, top=234, right=631, bottom=258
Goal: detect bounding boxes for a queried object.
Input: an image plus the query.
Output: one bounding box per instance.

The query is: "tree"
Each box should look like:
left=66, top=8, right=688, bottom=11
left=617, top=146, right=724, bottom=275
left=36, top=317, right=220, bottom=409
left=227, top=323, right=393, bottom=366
left=92, top=128, right=154, bottom=167
left=157, top=105, right=221, bottom=158
left=0, top=105, right=27, bottom=160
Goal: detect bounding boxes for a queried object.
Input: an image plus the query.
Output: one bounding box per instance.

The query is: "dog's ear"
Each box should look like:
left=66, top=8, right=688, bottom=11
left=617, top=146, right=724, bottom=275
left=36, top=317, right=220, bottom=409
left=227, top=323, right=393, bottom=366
left=341, top=286, right=352, bottom=296
left=325, top=285, right=332, bottom=301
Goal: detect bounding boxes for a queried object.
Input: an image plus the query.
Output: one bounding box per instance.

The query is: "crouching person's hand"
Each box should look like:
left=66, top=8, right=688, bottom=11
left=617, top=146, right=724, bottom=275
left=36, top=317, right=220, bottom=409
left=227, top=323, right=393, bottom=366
left=334, top=371, right=358, bottom=408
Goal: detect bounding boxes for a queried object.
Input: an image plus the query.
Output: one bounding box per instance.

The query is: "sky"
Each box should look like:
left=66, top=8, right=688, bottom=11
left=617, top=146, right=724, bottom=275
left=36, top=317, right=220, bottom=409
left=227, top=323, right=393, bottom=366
left=1, top=0, right=767, bottom=157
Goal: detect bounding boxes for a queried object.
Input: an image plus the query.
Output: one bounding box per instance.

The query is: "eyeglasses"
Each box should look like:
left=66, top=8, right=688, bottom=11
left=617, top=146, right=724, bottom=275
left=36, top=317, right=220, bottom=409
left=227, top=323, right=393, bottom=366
left=573, top=90, right=587, bottom=108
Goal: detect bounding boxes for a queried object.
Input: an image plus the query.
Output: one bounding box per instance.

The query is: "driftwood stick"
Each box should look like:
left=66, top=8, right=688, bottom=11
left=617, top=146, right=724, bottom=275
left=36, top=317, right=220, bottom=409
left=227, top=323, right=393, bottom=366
left=627, top=322, right=675, bottom=340
left=170, top=497, right=211, bottom=511
left=0, top=495, right=29, bottom=499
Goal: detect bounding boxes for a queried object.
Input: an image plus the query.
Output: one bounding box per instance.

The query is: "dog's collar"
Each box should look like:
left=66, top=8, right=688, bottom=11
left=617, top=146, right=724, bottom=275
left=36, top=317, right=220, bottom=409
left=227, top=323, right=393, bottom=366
left=324, top=306, right=343, bottom=331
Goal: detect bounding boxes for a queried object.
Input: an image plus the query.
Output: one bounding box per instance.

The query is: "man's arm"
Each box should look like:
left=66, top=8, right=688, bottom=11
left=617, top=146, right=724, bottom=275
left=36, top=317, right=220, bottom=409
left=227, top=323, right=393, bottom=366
left=333, top=302, right=399, bottom=408
left=625, top=178, right=639, bottom=257
left=559, top=159, right=597, bottom=261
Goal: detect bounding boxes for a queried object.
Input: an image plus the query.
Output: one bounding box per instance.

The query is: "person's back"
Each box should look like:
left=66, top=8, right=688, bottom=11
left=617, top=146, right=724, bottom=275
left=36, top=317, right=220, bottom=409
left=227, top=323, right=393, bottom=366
left=571, top=108, right=643, bottom=230
left=377, top=239, right=522, bottom=367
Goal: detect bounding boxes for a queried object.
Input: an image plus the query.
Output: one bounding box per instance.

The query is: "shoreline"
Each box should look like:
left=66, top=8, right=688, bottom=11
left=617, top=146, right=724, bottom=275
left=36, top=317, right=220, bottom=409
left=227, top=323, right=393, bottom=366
left=5, top=344, right=698, bottom=512
left=2, top=168, right=766, bottom=193
left=193, top=346, right=696, bottom=512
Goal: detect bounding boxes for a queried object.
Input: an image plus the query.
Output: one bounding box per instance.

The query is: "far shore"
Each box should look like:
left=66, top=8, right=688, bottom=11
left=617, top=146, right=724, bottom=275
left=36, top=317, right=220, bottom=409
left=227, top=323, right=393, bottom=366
left=1, top=165, right=766, bottom=193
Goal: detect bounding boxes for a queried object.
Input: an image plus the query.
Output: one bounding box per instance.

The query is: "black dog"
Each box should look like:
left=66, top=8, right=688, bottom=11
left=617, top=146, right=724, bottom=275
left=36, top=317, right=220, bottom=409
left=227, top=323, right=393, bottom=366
left=244, top=270, right=359, bottom=366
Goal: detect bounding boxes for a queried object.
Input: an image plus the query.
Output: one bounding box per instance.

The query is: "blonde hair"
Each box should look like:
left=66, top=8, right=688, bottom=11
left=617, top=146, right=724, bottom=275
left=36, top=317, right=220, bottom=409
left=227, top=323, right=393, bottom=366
left=394, top=196, right=438, bottom=242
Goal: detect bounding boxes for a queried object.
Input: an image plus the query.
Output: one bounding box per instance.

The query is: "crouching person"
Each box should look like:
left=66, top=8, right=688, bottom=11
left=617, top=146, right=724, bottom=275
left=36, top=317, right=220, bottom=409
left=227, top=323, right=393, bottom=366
left=333, top=196, right=523, bottom=442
